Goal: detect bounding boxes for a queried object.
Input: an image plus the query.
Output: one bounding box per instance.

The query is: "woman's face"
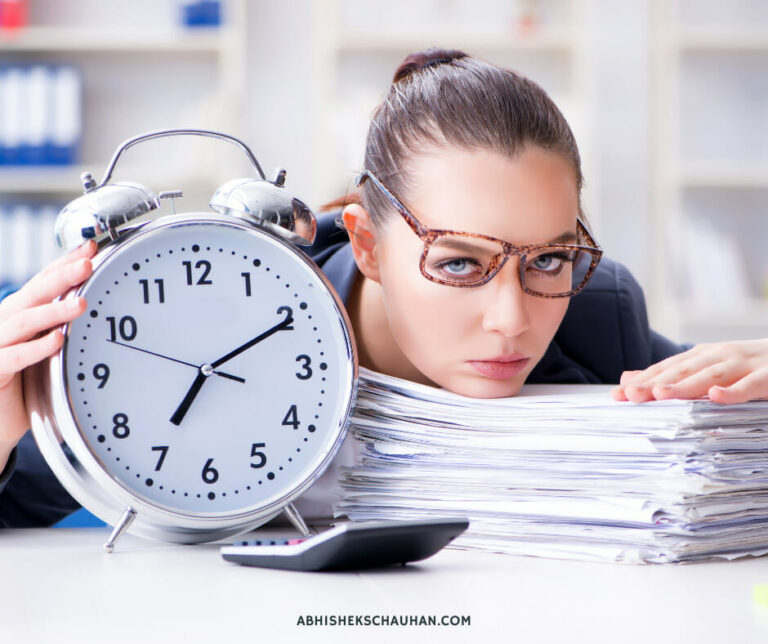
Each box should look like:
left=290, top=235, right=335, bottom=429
left=373, top=145, right=579, bottom=398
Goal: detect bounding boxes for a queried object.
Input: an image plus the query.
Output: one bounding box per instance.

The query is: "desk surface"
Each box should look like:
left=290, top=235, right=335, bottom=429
left=2, top=527, right=768, bottom=644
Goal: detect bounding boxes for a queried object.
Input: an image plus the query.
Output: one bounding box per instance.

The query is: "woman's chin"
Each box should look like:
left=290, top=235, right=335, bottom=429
left=438, top=370, right=527, bottom=399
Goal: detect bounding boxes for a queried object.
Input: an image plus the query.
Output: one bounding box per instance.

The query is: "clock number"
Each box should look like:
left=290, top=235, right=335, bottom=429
left=151, top=445, right=169, bottom=471
left=282, top=404, right=300, bottom=430
left=276, top=306, right=294, bottom=330
left=183, top=260, right=213, bottom=286
left=250, top=443, right=267, bottom=469
left=112, top=413, right=130, bottom=439
left=92, top=363, right=110, bottom=389
left=106, top=316, right=137, bottom=342
left=139, top=278, right=165, bottom=304
left=241, top=272, right=251, bottom=297
left=295, top=354, right=312, bottom=380
left=202, top=458, right=219, bottom=484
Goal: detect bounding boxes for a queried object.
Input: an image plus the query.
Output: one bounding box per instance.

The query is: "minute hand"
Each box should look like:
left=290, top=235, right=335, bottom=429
left=210, top=310, right=294, bottom=369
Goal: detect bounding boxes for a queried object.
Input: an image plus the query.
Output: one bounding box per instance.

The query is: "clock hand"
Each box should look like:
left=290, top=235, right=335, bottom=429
left=210, top=306, right=294, bottom=369
left=170, top=307, right=294, bottom=426
left=107, top=339, right=245, bottom=383
left=170, top=370, right=208, bottom=426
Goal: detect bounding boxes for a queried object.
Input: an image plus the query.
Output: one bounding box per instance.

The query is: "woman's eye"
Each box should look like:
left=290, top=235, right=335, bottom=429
left=445, top=259, right=469, bottom=274
left=529, top=253, right=568, bottom=273
left=436, top=257, right=481, bottom=277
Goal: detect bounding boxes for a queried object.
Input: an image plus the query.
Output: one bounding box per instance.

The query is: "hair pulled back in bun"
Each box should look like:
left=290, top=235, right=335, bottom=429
left=327, top=48, right=585, bottom=228
left=392, top=47, right=469, bottom=83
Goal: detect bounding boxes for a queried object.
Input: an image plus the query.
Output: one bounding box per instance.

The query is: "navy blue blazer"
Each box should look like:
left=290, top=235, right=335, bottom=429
left=0, top=212, right=688, bottom=527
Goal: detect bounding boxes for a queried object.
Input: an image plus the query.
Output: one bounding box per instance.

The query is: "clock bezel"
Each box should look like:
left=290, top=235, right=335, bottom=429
left=25, top=212, right=358, bottom=544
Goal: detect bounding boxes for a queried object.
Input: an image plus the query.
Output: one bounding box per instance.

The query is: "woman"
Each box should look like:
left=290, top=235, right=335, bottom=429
left=1, top=48, right=767, bottom=526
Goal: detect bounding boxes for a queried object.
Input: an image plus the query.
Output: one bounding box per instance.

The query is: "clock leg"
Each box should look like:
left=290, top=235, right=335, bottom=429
left=103, top=507, right=137, bottom=553
left=282, top=503, right=315, bottom=537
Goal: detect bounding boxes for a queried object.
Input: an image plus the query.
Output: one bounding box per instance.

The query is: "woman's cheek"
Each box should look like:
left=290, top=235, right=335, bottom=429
left=533, top=297, right=569, bottom=344
left=383, top=271, right=460, bottom=370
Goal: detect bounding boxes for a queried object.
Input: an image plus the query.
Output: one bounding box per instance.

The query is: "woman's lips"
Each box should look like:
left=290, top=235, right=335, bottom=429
left=467, top=357, right=530, bottom=379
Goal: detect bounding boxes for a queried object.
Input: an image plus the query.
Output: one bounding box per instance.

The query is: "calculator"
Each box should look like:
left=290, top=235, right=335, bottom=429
left=220, top=517, right=469, bottom=571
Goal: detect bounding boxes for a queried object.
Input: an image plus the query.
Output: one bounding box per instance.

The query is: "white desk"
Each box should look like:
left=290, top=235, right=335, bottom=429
left=2, top=527, right=768, bottom=644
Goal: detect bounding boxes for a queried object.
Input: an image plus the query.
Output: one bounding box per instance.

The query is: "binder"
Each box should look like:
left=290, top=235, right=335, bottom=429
left=0, top=64, right=82, bottom=166
left=49, top=66, right=81, bottom=165
left=7, top=204, right=34, bottom=284
left=0, top=67, right=23, bottom=165
left=19, top=65, right=49, bottom=165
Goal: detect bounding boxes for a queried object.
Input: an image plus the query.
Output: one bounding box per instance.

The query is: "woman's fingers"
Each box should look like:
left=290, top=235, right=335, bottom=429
left=620, top=383, right=657, bottom=403
left=647, top=359, right=743, bottom=400
left=619, top=344, right=714, bottom=386
left=631, top=354, right=730, bottom=395
left=708, top=369, right=768, bottom=405
left=615, top=360, right=737, bottom=403
left=0, top=241, right=95, bottom=321
left=616, top=343, right=739, bottom=403
left=0, top=329, right=64, bottom=382
left=0, top=297, right=86, bottom=348
left=619, top=352, right=691, bottom=385
left=38, top=239, right=96, bottom=279
left=610, top=385, right=629, bottom=401
left=615, top=340, right=768, bottom=404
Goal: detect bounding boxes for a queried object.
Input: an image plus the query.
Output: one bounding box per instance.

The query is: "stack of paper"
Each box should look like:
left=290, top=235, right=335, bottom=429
left=334, top=367, right=768, bottom=564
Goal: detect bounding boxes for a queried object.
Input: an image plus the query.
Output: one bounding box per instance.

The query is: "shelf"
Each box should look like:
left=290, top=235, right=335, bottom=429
left=677, top=162, right=768, bottom=188
left=0, top=164, right=231, bottom=195
left=0, top=27, right=233, bottom=53
left=0, top=166, right=85, bottom=194
left=675, top=29, right=768, bottom=51
left=334, top=28, right=574, bottom=54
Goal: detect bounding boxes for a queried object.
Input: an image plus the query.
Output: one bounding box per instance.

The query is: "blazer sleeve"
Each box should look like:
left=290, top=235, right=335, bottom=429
left=0, top=433, right=81, bottom=528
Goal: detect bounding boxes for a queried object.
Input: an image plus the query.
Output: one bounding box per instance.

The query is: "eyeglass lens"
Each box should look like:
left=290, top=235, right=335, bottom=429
left=422, top=234, right=594, bottom=295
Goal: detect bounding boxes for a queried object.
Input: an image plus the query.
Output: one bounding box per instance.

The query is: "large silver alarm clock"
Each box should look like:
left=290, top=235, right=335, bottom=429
left=24, top=129, right=358, bottom=551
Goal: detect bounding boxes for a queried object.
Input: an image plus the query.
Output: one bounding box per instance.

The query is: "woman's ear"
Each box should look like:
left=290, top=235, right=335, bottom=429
left=342, top=203, right=382, bottom=283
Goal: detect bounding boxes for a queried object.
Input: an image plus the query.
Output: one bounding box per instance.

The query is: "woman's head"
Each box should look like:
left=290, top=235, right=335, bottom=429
left=341, top=48, right=597, bottom=398
left=359, top=48, right=584, bottom=227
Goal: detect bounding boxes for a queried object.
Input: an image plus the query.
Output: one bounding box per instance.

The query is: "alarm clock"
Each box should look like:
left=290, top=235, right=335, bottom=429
left=24, top=129, right=358, bottom=552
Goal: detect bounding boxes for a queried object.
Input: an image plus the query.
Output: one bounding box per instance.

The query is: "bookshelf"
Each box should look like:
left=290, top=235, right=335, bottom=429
left=0, top=0, right=249, bottom=288
left=0, top=27, right=231, bottom=52
left=308, top=0, right=598, bottom=231
left=650, top=0, right=768, bottom=344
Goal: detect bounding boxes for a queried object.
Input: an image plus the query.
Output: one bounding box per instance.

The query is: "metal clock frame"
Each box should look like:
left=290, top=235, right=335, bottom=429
left=25, top=212, right=359, bottom=550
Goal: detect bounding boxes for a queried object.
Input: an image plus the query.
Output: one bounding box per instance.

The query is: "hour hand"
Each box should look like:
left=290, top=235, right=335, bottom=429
left=169, top=307, right=293, bottom=426
left=170, top=370, right=208, bottom=426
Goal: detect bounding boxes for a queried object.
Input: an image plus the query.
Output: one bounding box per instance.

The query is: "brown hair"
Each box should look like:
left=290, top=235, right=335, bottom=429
left=323, top=47, right=584, bottom=227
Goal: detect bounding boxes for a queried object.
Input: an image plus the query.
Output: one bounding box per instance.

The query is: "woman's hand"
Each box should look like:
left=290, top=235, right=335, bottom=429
left=611, top=339, right=768, bottom=404
left=0, top=241, right=96, bottom=469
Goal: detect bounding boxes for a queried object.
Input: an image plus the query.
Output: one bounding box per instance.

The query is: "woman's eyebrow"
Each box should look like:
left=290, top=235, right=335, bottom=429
left=548, top=231, right=578, bottom=244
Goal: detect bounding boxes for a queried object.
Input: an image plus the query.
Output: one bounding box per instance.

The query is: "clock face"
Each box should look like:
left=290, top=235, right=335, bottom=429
left=62, top=218, right=355, bottom=516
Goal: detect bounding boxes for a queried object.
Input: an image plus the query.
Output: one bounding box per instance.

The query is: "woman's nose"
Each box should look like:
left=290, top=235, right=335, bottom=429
left=480, top=260, right=531, bottom=337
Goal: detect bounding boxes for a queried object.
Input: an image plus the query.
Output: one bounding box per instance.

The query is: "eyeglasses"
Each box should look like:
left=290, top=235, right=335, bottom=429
left=351, top=169, right=603, bottom=297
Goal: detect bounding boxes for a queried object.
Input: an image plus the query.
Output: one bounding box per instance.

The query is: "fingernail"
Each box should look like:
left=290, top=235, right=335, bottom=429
left=65, top=297, right=81, bottom=310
